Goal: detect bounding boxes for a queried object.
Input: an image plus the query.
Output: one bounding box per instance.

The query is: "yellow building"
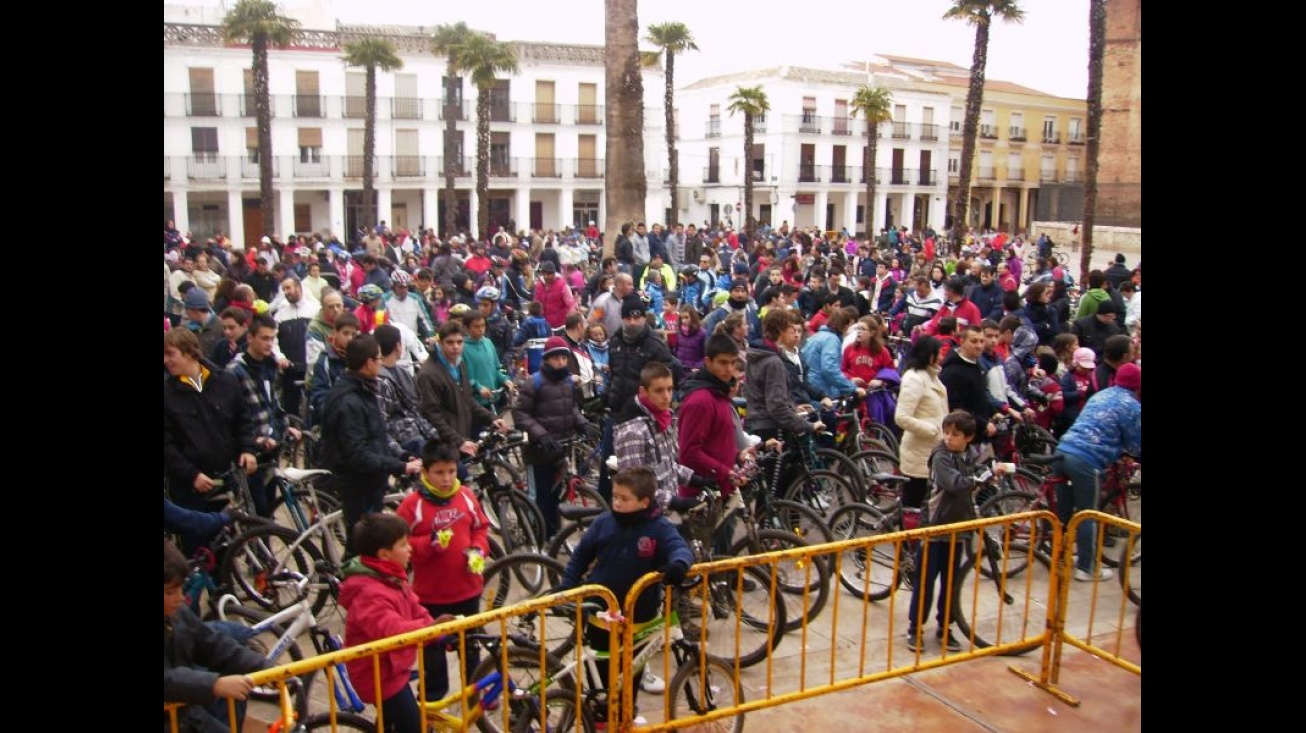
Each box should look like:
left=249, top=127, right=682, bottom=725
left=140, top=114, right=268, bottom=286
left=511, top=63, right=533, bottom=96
left=854, top=55, right=1088, bottom=235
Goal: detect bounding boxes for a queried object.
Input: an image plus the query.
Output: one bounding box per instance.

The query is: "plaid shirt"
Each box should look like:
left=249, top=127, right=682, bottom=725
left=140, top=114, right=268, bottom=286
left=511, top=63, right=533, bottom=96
left=613, top=402, right=693, bottom=507
left=227, top=352, right=286, bottom=443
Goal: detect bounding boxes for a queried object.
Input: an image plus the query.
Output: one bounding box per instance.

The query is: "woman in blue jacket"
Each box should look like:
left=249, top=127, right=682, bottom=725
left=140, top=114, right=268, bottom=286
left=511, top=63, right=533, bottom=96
left=800, top=306, right=866, bottom=401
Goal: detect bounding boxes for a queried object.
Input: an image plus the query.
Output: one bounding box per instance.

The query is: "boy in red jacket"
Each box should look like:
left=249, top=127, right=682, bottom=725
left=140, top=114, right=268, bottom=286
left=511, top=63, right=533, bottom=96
left=339, top=512, right=435, bottom=733
left=396, top=439, right=491, bottom=704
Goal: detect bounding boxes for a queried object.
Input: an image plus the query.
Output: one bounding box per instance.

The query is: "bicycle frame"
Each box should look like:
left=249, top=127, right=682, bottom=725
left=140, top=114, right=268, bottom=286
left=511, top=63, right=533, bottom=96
left=421, top=669, right=505, bottom=733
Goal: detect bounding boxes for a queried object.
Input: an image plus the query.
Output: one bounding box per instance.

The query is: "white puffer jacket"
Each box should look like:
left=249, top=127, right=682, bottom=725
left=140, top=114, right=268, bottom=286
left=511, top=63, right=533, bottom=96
left=895, top=366, right=949, bottom=479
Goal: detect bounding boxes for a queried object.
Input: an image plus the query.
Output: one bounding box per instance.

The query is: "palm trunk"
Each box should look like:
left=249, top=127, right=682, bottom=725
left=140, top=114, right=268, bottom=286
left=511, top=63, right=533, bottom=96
left=743, top=113, right=754, bottom=236
left=253, top=35, right=275, bottom=238
left=665, top=51, right=678, bottom=228
left=362, top=65, right=377, bottom=230
left=476, top=89, right=491, bottom=241
left=865, top=125, right=877, bottom=239
left=1080, top=0, right=1107, bottom=283
left=443, top=75, right=458, bottom=239
left=603, top=0, right=647, bottom=256
left=953, top=17, right=991, bottom=255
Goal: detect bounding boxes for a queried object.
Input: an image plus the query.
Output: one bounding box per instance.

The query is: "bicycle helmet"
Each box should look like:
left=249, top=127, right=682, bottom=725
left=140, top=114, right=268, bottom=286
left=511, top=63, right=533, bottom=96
left=357, top=284, right=384, bottom=302
left=475, top=285, right=502, bottom=302
left=449, top=303, right=473, bottom=318
left=390, top=269, right=412, bottom=287
left=679, top=264, right=699, bottom=278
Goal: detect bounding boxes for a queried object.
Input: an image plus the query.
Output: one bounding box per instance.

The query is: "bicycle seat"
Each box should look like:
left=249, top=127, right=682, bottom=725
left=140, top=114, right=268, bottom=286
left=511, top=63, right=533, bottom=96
left=558, top=505, right=605, bottom=522
left=869, top=472, right=909, bottom=483
left=1022, top=453, right=1064, bottom=466
left=278, top=467, right=332, bottom=482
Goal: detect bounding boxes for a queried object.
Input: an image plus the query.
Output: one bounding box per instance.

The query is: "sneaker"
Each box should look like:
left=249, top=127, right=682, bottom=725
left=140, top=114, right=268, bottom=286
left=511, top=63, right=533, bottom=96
left=640, top=668, right=665, bottom=693
left=936, top=628, right=962, bottom=652
left=1074, top=566, right=1115, bottom=582
left=905, top=629, right=924, bottom=652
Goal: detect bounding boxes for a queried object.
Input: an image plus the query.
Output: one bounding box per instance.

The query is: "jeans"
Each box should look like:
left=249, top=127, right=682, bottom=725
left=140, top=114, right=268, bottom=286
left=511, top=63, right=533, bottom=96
left=906, top=539, right=965, bottom=632
left=380, top=683, right=423, bottom=733
left=421, top=596, right=482, bottom=702
left=1053, top=451, right=1102, bottom=573
left=529, top=462, right=561, bottom=540
left=596, top=416, right=615, bottom=504
left=247, top=454, right=279, bottom=518
left=334, top=480, right=387, bottom=559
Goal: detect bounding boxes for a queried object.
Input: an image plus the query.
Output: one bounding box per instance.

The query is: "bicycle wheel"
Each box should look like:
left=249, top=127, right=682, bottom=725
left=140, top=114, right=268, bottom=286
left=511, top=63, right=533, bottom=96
left=974, top=490, right=1043, bottom=580
left=688, top=564, right=787, bottom=669
left=543, top=520, right=590, bottom=566
left=488, top=488, right=546, bottom=555
left=667, top=652, right=745, bottom=733
left=218, top=523, right=333, bottom=616
left=299, top=711, right=376, bottom=731
left=217, top=603, right=309, bottom=716
left=948, top=554, right=1040, bottom=657
left=762, top=499, right=835, bottom=554
left=862, top=421, right=900, bottom=455
left=827, top=503, right=900, bottom=602
left=812, top=448, right=868, bottom=497
left=1117, top=531, right=1141, bottom=606
left=782, top=470, right=859, bottom=519
left=731, top=529, right=829, bottom=633
left=845, top=449, right=902, bottom=512
left=472, top=646, right=583, bottom=733
left=480, top=553, right=576, bottom=657
left=559, top=476, right=609, bottom=514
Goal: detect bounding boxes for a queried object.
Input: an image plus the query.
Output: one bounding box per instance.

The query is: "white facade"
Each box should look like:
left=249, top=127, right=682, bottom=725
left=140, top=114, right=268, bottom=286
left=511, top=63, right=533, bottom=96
left=164, top=3, right=666, bottom=249
left=674, top=66, right=952, bottom=237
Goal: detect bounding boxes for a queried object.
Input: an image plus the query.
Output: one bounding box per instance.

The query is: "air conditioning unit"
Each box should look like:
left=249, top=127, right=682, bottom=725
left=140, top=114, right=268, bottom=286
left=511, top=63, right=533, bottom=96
left=692, top=188, right=704, bottom=202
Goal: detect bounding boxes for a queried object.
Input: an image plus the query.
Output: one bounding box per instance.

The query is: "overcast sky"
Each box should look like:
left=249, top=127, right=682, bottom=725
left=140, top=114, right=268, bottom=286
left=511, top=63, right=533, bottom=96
left=174, top=0, right=1091, bottom=99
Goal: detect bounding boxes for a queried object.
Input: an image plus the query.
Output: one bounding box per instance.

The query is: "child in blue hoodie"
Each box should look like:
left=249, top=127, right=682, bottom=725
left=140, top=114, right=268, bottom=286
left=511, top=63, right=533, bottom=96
left=585, top=323, right=611, bottom=397
left=513, top=301, right=553, bottom=375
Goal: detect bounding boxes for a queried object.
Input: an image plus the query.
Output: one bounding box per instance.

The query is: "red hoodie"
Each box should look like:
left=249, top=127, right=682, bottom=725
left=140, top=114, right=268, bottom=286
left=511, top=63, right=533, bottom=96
left=339, top=559, right=434, bottom=705
left=396, top=484, right=490, bottom=606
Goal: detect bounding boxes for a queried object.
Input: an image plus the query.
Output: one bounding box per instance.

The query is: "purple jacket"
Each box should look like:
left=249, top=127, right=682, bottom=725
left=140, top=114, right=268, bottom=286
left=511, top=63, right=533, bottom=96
left=676, top=370, right=740, bottom=494
left=673, top=326, right=707, bottom=370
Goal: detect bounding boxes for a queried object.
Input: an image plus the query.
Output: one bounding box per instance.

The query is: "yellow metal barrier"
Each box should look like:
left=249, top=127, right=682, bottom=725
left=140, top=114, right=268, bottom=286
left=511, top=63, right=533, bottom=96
left=164, top=583, right=622, bottom=732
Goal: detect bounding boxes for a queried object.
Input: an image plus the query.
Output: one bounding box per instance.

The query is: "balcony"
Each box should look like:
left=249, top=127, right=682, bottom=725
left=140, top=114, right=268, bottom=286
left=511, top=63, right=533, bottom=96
left=239, top=156, right=279, bottom=179
left=293, top=157, right=331, bottom=178
left=488, top=102, right=515, bottom=123
left=977, top=166, right=997, bottom=181
left=576, top=104, right=604, bottom=124
left=920, top=124, right=940, bottom=141
left=574, top=158, right=603, bottom=178
left=799, top=114, right=820, bottom=134
left=184, top=93, right=220, bottom=117
left=918, top=169, right=939, bottom=186
left=704, top=165, right=720, bottom=184
left=342, top=156, right=371, bottom=178
left=187, top=155, right=226, bottom=180
left=392, top=97, right=422, bottom=119
left=344, top=95, right=366, bottom=119
left=891, top=121, right=911, bottom=140
left=1009, top=127, right=1027, bottom=142
left=532, top=103, right=560, bottom=124
left=293, top=94, right=324, bottom=118
left=706, top=120, right=721, bottom=138
left=436, top=156, right=473, bottom=177
left=439, top=99, right=470, bottom=121
left=1007, top=168, right=1025, bottom=182
left=531, top=157, right=560, bottom=178
left=392, top=155, right=424, bottom=178
left=832, top=117, right=851, bottom=136
left=1068, top=133, right=1085, bottom=145
left=829, top=165, right=854, bottom=184
left=490, top=158, right=518, bottom=177
left=798, top=163, right=820, bottom=183
left=979, top=124, right=998, bottom=140
left=1040, top=170, right=1057, bottom=183
left=164, top=156, right=171, bottom=180
left=1063, top=171, right=1081, bottom=183
left=1042, top=132, right=1061, bottom=144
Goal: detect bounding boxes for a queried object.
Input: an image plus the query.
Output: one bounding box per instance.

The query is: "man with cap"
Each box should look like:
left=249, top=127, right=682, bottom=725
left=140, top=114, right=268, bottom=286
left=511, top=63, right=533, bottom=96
left=1071, top=299, right=1126, bottom=360
left=1051, top=362, right=1141, bottom=582
left=182, top=287, right=224, bottom=357
left=512, top=335, right=592, bottom=538
left=702, top=276, right=762, bottom=345
left=534, top=260, right=577, bottom=332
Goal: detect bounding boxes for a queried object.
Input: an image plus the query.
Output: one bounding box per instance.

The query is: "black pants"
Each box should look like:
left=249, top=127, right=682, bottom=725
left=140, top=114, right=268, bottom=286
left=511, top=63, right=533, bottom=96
left=379, top=682, right=422, bottom=733
left=333, top=479, right=387, bottom=559
left=421, top=596, right=482, bottom=701
left=902, top=477, right=930, bottom=510
left=281, top=365, right=307, bottom=419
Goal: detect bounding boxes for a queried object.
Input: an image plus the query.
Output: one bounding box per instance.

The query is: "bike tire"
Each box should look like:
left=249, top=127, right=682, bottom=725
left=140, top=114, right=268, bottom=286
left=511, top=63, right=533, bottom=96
left=763, top=499, right=835, bottom=564
left=949, top=554, right=1040, bottom=657
left=688, top=563, right=787, bottom=669
left=217, top=603, right=310, bottom=718
left=730, top=529, right=829, bottom=633
left=218, top=523, right=334, bottom=617
left=863, top=421, right=900, bottom=455
left=1117, top=531, right=1141, bottom=607
left=974, top=490, right=1043, bottom=579
left=813, top=448, right=869, bottom=498
left=827, top=503, right=900, bottom=602
left=298, top=711, right=376, bottom=731
left=782, top=469, right=859, bottom=519
left=543, top=520, right=589, bottom=566
left=479, top=553, right=576, bottom=657
left=471, top=646, right=581, bottom=733
left=667, top=652, right=746, bottom=733
left=844, top=449, right=903, bottom=512
left=488, top=487, right=547, bottom=555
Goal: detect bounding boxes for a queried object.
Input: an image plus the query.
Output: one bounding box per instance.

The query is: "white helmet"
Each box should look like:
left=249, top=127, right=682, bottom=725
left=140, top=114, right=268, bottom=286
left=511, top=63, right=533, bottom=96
left=475, top=285, right=501, bottom=302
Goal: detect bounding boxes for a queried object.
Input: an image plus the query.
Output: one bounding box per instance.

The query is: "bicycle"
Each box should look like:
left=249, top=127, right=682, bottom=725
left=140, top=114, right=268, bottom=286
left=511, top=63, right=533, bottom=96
left=483, top=600, right=745, bottom=733
left=552, top=434, right=610, bottom=514
left=465, top=428, right=548, bottom=555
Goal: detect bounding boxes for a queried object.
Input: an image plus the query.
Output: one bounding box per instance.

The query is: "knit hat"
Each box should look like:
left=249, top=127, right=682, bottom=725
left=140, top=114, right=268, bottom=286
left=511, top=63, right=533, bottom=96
left=729, top=278, right=750, bottom=292
left=620, top=293, right=646, bottom=319
left=538, top=261, right=557, bottom=274
left=1114, top=363, right=1141, bottom=391
left=543, top=336, right=571, bottom=360
left=182, top=288, right=211, bottom=311
left=1095, top=300, right=1119, bottom=316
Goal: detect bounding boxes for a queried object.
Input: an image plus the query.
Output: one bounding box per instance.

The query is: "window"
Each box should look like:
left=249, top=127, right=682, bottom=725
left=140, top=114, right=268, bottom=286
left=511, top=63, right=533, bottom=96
left=707, top=104, right=721, bottom=138
left=801, top=97, right=818, bottom=132
left=980, top=110, right=996, bottom=139
left=892, top=104, right=908, bottom=138
left=191, top=127, right=218, bottom=161
left=394, top=74, right=420, bottom=119
left=1066, top=157, right=1080, bottom=182
left=834, top=100, right=849, bottom=135
left=187, top=68, right=217, bottom=116
left=1042, top=116, right=1058, bottom=143
left=347, top=129, right=364, bottom=176
left=950, top=106, right=963, bottom=133
left=295, top=70, right=321, bottom=117
left=1068, top=117, right=1084, bottom=144
left=241, top=69, right=256, bottom=116
left=441, top=76, right=465, bottom=120
left=395, top=129, right=420, bottom=176
left=1009, top=112, right=1025, bottom=140
left=921, top=107, right=937, bottom=140
left=1007, top=152, right=1022, bottom=180
left=948, top=154, right=959, bottom=174
left=489, top=79, right=511, bottom=122
left=1040, top=154, right=1056, bottom=182
left=577, top=82, right=599, bottom=124
left=707, top=147, right=720, bottom=182
left=491, top=132, right=512, bottom=175
left=344, top=72, right=366, bottom=118
left=298, top=128, right=322, bottom=163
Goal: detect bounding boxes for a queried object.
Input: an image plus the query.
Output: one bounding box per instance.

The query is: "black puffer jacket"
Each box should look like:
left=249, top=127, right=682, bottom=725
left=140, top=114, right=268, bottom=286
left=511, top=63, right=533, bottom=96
left=607, top=326, right=682, bottom=411
left=319, top=372, right=408, bottom=484
left=164, top=361, right=257, bottom=490
left=512, top=367, right=589, bottom=463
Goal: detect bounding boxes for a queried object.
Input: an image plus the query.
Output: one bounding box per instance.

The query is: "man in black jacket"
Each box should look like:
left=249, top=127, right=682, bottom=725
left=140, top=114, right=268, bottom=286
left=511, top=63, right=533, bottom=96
left=319, top=333, right=422, bottom=556
left=938, top=324, right=997, bottom=440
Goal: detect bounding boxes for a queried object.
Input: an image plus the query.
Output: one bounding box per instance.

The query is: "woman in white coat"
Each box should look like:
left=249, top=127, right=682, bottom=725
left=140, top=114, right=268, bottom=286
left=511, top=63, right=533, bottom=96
left=894, top=336, right=948, bottom=524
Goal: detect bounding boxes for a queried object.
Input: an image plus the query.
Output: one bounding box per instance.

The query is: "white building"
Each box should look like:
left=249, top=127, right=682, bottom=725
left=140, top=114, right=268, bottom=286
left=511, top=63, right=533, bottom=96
left=673, top=65, right=952, bottom=236
left=163, top=2, right=666, bottom=249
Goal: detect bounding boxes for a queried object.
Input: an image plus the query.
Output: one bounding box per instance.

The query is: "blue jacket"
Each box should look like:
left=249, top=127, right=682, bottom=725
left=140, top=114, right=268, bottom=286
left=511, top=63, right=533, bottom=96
left=801, top=326, right=858, bottom=398
left=1056, top=386, right=1141, bottom=470
left=559, top=506, right=693, bottom=622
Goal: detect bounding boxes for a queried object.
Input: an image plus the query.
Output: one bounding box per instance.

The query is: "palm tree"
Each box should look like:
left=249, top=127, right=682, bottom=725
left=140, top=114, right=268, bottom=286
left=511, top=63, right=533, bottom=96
left=604, top=0, right=648, bottom=256
left=342, top=39, right=402, bottom=231
left=644, top=22, right=698, bottom=228
left=221, top=0, right=300, bottom=240
left=432, top=22, right=474, bottom=239
left=944, top=0, right=1024, bottom=254
left=1079, top=0, right=1107, bottom=283
left=726, top=86, right=770, bottom=236
left=459, top=34, right=518, bottom=241
left=850, top=85, right=893, bottom=239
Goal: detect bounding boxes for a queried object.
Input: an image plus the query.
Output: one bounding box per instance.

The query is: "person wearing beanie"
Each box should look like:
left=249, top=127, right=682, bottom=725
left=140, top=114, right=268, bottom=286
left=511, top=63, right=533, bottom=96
left=1052, top=360, right=1141, bottom=582
left=512, top=335, right=592, bottom=538
left=702, top=274, right=762, bottom=343
left=1104, top=253, right=1131, bottom=290
left=1071, top=298, right=1126, bottom=360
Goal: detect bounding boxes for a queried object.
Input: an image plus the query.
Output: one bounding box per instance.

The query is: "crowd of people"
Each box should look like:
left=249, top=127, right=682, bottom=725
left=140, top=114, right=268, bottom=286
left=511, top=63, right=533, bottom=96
left=164, top=217, right=1141, bottom=730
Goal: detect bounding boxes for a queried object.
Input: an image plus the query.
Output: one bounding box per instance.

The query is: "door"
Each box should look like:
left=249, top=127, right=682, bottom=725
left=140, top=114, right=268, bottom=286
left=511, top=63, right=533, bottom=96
left=395, top=129, right=420, bottom=177
left=530, top=201, right=543, bottom=230
left=534, top=133, right=556, bottom=177
left=578, top=134, right=598, bottom=177
left=242, top=198, right=263, bottom=244
left=832, top=145, right=847, bottom=183
left=825, top=203, right=835, bottom=232
left=891, top=149, right=905, bottom=184
left=578, top=83, right=598, bottom=123
left=535, top=80, right=556, bottom=123
left=919, top=150, right=932, bottom=185
left=188, top=68, right=217, bottom=116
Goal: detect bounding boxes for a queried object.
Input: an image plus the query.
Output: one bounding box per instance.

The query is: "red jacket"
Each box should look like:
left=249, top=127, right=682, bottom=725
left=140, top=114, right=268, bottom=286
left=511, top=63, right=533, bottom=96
left=841, top=342, right=896, bottom=385
left=920, top=297, right=983, bottom=335
left=536, top=276, right=576, bottom=329
left=339, top=565, right=434, bottom=705
left=397, top=485, right=491, bottom=605
left=676, top=374, right=741, bottom=493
